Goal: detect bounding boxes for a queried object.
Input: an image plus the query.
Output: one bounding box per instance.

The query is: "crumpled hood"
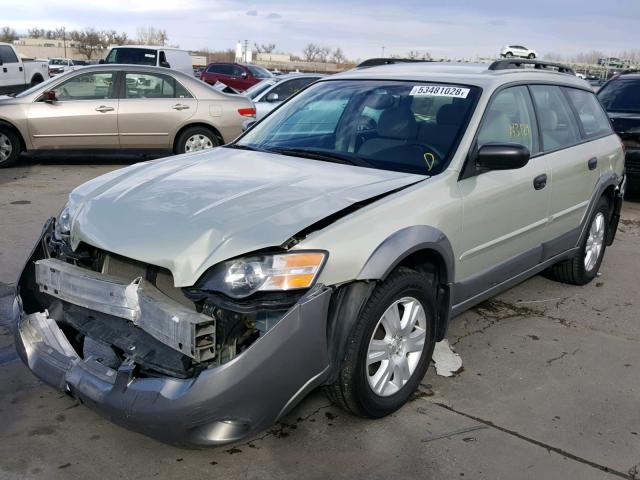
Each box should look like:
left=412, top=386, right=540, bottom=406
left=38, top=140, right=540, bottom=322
left=69, top=148, right=425, bottom=286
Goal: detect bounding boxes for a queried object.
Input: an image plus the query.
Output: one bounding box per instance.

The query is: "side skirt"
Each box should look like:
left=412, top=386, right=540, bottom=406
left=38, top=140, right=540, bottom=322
left=450, top=229, right=580, bottom=318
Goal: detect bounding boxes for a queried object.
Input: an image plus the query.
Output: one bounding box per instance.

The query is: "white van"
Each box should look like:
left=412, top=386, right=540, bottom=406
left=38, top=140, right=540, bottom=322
left=103, top=45, right=193, bottom=76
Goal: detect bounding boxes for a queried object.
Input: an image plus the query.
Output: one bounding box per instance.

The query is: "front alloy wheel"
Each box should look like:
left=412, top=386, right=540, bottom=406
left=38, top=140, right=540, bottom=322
left=366, top=297, right=427, bottom=397
left=326, top=267, right=436, bottom=418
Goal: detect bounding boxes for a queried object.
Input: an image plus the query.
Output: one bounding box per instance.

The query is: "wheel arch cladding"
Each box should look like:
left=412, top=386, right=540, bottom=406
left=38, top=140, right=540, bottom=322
left=356, top=225, right=455, bottom=285
left=334, top=226, right=455, bottom=350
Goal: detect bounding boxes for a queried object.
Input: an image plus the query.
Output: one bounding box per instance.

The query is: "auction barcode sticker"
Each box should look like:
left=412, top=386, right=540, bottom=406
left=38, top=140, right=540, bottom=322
left=410, top=85, right=470, bottom=98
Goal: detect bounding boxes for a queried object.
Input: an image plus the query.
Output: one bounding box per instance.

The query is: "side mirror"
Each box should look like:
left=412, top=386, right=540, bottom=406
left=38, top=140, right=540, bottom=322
left=241, top=71, right=248, bottom=78
left=265, top=92, right=279, bottom=103
left=44, top=90, right=57, bottom=103
left=160, top=61, right=171, bottom=68
left=98, top=59, right=105, bottom=64
left=475, top=143, right=530, bottom=171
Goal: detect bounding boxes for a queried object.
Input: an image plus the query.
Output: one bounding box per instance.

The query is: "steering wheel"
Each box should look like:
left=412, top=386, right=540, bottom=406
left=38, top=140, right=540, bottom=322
left=406, top=144, right=445, bottom=173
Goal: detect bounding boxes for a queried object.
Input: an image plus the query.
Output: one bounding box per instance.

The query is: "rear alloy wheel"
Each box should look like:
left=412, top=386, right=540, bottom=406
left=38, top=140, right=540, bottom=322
left=505, top=52, right=513, bottom=58
left=547, top=196, right=610, bottom=285
left=176, top=126, right=220, bottom=154
left=528, top=53, right=536, bottom=59
left=326, top=267, right=436, bottom=418
left=0, top=129, right=20, bottom=167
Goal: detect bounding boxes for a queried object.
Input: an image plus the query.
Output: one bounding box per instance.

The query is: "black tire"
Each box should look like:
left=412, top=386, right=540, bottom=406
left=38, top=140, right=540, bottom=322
left=326, top=267, right=437, bottom=418
left=0, top=128, right=21, bottom=168
left=528, top=53, right=536, bottom=59
left=30, top=74, right=44, bottom=87
left=175, top=126, right=220, bottom=154
left=547, top=196, right=610, bottom=285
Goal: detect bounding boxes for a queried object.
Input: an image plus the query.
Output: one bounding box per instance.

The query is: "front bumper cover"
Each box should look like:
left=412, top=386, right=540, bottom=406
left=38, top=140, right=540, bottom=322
left=12, top=223, right=333, bottom=447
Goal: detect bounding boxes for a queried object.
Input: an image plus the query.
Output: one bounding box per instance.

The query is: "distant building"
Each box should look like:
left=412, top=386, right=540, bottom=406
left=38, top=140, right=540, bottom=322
left=13, top=36, right=80, bottom=60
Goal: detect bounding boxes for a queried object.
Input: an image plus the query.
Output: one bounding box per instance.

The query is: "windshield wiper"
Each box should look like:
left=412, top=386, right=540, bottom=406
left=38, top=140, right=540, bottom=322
left=225, top=143, right=273, bottom=153
left=269, top=147, right=370, bottom=167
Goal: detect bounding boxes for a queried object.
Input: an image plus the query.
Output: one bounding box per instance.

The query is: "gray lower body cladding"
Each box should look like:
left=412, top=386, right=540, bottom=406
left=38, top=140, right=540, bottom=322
left=12, top=222, right=333, bottom=447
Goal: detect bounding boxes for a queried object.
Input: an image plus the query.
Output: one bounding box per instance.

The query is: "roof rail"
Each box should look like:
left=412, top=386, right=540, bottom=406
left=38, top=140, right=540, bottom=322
left=488, top=59, right=575, bottom=75
left=356, top=58, right=432, bottom=68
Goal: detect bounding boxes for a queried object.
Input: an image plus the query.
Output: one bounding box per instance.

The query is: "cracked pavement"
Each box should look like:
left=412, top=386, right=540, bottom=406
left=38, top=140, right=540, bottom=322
left=0, top=154, right=639, bottom=479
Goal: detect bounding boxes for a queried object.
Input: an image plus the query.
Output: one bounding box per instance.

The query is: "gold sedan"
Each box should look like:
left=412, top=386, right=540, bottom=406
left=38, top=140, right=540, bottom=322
left=0, top=65, right=256, bottom=167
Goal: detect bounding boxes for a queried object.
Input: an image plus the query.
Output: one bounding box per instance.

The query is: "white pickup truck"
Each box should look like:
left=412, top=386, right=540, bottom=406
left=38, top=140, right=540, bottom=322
left=0, top=43, right=47, bottom=95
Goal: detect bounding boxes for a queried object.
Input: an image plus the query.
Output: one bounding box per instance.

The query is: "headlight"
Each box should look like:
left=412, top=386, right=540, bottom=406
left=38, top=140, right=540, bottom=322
left=54, top=199, right=78, bottom=238
left=199, top=251, right=327, bottom=299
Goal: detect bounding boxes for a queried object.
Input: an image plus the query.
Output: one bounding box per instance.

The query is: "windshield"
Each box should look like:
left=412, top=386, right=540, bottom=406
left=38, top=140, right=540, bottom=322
left=247, top=65, right=272, bottom=79
left=244, top=78, right=280, bottom=99
left=234, top=80, right=479, bottom=175
left=597, top=78, right=640, bottom=113
left=49, top=59, right=68, bottom=66
left=105, top=48, right=157, bottom=66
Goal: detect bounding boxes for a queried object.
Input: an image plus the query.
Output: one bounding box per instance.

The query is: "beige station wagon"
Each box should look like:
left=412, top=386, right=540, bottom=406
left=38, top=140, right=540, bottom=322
left=0, top=65, right=255, bottom=167
left=12, top=59, right=625, bottom=447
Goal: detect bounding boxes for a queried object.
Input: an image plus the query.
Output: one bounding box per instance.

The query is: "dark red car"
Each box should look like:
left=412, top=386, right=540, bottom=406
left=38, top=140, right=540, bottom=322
left=200, top=63, right=273, bottom=91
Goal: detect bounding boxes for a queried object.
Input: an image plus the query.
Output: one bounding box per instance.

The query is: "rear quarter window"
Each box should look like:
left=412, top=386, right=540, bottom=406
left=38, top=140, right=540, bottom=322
left=563, top=88, right=612, bottom=139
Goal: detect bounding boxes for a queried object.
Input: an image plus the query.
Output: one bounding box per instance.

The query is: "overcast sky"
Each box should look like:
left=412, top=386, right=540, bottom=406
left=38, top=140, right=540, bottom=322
left=1, top=0, right=639, bottom=60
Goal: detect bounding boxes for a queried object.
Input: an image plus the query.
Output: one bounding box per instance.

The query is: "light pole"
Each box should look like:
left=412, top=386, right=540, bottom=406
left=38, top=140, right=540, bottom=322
left=381, top=46, right=385, bottom=58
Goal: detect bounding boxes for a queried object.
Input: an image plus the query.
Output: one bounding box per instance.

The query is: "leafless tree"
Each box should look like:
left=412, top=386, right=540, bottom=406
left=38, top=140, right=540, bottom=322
left=136, top=26, right=168, bottom=46
left=104, top=30, right=130, bottom=46
left=0, top=27, right=18, bottom=43
left=28, top=28, right=45, bottom=38
left=254, top=43, right=276, bottom=54
left=331, top=47, right=346, bottom=64
left=70, top=28, right=105, bottom=59
left=303, top=43, right=321, bottom=62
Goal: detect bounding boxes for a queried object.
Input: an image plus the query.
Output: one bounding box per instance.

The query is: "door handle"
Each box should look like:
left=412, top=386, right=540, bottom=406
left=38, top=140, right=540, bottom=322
left=95, top=106, right=114, bottom=113
left=19, top=66, right=23, bottom=72
left=172, top=104, right=190, bottom=111
left=2, top=68, right=6, bottom=73
left=588, top=157, right=598, bottom=170
left=533, top=174, right=547, bottom=190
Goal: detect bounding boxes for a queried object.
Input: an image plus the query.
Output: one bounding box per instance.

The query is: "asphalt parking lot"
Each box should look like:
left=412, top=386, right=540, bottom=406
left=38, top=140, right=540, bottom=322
left=1, top=153, right=639, bottom=480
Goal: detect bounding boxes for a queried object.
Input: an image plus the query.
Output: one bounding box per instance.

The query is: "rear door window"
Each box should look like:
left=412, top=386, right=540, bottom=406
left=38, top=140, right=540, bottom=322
left=563, top=88, right=612, bottom=138
left=530, top=85, right=582, bottom=152
left=477, top=86, right=538, bottom=153
left=124, top=73, right=192, bottom=99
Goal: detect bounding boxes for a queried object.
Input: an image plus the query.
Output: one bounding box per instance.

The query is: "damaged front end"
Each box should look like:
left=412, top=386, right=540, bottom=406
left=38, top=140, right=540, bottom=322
left=13, top=219, right=333, bottom=446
